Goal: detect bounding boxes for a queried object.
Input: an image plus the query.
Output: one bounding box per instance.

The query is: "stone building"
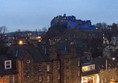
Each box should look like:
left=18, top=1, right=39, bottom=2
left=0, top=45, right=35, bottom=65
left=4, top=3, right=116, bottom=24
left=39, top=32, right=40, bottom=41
left=1, top=36, right=118, bottom=83
left=50, top=14, right=95, bottom=29
left=49, top=43, right=81, bottom=83
left=8, top=44, right=52, bottom=83
left=0, top=54, right=17, bottom=83
left=6, top=42, right=81, bottom=83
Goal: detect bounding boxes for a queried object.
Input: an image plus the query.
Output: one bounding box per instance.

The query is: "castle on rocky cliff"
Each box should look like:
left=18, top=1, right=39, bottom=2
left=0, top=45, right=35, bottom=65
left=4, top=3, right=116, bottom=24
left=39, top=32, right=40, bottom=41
left=51, top=14, right=95, bottom=29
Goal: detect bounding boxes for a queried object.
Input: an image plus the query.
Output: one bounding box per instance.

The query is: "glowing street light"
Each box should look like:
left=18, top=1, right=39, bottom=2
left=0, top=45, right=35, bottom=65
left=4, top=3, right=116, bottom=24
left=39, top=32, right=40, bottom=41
left=112, top=57, right=115, bottom=61
left=106, top=57, right=115, bottom=82
left=18, top=40, right=24, bottom=45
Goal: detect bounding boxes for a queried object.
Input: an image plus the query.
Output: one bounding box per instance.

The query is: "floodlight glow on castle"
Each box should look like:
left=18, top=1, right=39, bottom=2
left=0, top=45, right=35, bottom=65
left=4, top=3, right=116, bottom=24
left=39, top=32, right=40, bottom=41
left=51, top=14, right=95, bottom=29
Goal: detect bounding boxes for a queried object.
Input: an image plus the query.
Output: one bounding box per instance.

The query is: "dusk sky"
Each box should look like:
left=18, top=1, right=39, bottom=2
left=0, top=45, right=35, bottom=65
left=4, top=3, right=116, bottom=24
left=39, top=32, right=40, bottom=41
left=0, top=0, right=118, bottom=32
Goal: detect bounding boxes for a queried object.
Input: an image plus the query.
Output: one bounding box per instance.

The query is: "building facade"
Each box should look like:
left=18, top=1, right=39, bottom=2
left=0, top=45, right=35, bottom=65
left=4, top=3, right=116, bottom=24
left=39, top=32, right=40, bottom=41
left=0, top=54, right=17, bottom=83
left=1, top=42, right=118, bottom=83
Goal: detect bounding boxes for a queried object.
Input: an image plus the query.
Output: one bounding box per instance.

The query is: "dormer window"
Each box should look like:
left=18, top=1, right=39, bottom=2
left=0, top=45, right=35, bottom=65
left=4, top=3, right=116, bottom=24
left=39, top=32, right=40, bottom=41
left=82, top=64, right=95, bottom=72
left=4, top=60, right=12, bottom=69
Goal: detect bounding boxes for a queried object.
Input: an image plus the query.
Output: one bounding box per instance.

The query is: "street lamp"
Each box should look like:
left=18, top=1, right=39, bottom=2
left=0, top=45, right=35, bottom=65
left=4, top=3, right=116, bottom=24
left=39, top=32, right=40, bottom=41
left=106, top=57, right=115, bottom=82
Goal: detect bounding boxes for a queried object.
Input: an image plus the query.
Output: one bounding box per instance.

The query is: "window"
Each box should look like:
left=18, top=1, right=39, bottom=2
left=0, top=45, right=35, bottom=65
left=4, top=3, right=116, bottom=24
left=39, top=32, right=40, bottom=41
left=9, top=75, right=15, bottom=83
left=57, top=62, right=60, bottom=70
left=39, top=65, right=42, bottom=71
left=66, top=59, right=69, bottom=63
left=39, top=76, right=42, bottom=82
left=4, top=60, right=12, bottom=69
left=115, top=75, right=117, bottom=80
left=66, top=77, right=69, bottom=82
left=104, top=78, right=107, bottom=82
left=47, top=64, right=50, bottom=72
left=66, top=66, right=69, bottom=69
left=58, top=74, right=60, bottom=80
left=47, top=75, right=50, bottom=82
left=82, top=66, right=88, bottom=72
left=78, top=61, right=80, bottom=66
left=82, top=64, right=95, bottom=72
left=90, top=65, right=95, bottom=70
left=78, top=71, right=80, bottom=76
left=101, top=79, right=104, bottom=83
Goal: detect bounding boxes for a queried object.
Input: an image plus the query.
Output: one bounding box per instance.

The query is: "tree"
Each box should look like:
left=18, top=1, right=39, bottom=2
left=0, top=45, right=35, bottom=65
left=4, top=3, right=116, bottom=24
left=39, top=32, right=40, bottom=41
left=0, top=26, right=7, bottom=34
left=95, top=22, right=108, bottom=30
left=0, top=26, right=8, bottom=54
left=111, top=23, right=118, bottom=31
left=42, top=27, right=47, bottom=32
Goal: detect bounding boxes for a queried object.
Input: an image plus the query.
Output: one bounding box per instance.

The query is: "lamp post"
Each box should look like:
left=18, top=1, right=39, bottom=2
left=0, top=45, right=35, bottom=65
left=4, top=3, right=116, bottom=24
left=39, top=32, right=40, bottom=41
left=106, top=58, right=108, bottom=83
left=106, top=57, right=115, bottom=83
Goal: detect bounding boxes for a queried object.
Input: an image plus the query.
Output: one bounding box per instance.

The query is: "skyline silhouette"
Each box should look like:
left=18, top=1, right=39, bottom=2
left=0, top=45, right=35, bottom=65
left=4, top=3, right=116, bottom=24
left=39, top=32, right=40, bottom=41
left=0, top=0, right=118, bottom=32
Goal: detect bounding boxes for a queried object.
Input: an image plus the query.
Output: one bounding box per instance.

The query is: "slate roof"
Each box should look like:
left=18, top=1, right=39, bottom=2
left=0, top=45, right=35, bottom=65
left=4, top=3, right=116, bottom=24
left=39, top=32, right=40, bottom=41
left=8, top=44, right=49, bottom=62
left=24, top=44, right=49, bottom=62
left=56, top=43, right=70, bottom=55
left=0, top=54, right=17, bottom=76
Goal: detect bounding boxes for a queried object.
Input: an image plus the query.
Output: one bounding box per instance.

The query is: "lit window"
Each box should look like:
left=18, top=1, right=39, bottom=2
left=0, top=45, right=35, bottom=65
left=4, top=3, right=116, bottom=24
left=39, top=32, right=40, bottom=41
left=82, top=64, right=95, bottom=72
left=90, top=65, right=95, bottom=70
left=4, top=60, right=12, bottom=69
left=82, top=66, right=88, bottom=72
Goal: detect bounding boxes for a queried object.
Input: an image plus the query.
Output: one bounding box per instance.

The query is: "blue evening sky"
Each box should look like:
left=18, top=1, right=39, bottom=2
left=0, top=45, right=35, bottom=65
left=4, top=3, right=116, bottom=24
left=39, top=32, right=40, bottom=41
left=0, top=0, right=118, bottom=32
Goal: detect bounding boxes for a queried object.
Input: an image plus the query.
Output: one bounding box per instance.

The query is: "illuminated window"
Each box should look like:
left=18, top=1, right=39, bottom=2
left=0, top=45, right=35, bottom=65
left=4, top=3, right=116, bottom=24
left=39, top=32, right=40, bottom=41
left=4, top=60, right=12, bottom=69
left=82, top=66, right=88, bottom=72
left=90, top=64, right=95, bottom=70
left=82, top=64, right=95, bottom=72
